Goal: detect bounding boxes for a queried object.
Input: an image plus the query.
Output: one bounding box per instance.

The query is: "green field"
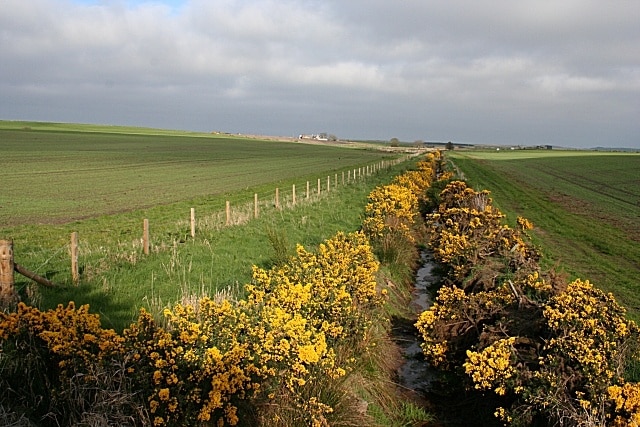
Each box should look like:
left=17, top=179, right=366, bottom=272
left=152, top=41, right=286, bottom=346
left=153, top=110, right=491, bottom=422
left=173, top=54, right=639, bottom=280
left=0, top=121, right=412, bottom=329
left=0, top=121, right=392, bottom=226
left=448, top=149, right=640, bottom=318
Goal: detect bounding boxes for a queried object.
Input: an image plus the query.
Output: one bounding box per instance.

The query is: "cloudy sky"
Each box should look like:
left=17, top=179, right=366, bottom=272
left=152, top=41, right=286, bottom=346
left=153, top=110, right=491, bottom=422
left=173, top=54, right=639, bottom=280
left=1, top=0, right=639, bottom=148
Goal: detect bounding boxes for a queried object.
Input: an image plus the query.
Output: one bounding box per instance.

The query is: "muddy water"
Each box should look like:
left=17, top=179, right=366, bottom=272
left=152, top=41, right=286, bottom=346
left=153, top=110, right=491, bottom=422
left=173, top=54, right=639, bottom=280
left=394, top=251, right=438, bottom=393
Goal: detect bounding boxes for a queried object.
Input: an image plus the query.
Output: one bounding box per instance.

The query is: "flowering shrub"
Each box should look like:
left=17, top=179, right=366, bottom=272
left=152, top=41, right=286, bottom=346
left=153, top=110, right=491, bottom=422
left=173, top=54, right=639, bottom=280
left=1, top=222, right=393, bottom=427
left=608, top=381, right=640, bottom=426
left=248, top=231, right=382, bottom=346
left=124, top=301, right=259, bottom=426
left=464, top=337, right=517, bottom=396
left=0, top=302, right=126, bottom=423
left=416, top=177, right=640, bottom=426
left=425, top=181, right=539, bottom=284
left=0, top=302, right=123, bottom=370
left=119, top=230, right=386, bottom=426
left=362, top=183, right=419, bottom=243
left=362, top=152, right=445, bottom=269
left=416, top=285, right=515, bottom=368
left=362, top=151, right=442, bottom=242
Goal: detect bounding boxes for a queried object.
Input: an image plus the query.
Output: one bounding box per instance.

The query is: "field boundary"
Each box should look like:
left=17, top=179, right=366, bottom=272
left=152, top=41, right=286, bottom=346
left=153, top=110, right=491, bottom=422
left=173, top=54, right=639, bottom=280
left=1, top=155, right=417, bottom=297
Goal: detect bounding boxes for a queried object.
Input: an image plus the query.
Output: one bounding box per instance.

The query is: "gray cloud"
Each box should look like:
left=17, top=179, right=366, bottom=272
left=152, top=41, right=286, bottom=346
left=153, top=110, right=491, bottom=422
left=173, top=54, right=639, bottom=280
left=1, top=0, right=638, bottom=148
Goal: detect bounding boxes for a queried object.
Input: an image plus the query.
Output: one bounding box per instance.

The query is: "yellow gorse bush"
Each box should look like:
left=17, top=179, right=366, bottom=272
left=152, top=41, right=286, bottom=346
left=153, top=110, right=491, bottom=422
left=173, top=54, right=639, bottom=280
left=416, top=284, right=515, bottom=369
left=0, top=301, right=123, bottom=374
left=608, top=382, right=640, bottom=426
left=0, top=302, right=126, bottom=423
left=248, top=231, right=382, bottom=345
left=425, top=181, right=539, bottom=283
left=362, top=183, right=418, bottom=243
left=124, top=300, right=260, bottom=426
left=360, top=151, right=442, bottom=268
left=0, top=226, right=389, bottom=426
left=464, top=337, right=517, bottom=396
left=416, top=177, right=640, bottom=426
left=120, top=230, right=386, bottom=426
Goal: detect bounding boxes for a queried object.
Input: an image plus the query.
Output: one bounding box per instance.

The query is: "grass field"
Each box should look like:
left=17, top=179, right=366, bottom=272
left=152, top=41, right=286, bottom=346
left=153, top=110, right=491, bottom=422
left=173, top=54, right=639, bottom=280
left=0, top=120, right=392, bottom=226
left=448, top=149, right=640, bottom=319
left=0, top=121, right=414, bottom=329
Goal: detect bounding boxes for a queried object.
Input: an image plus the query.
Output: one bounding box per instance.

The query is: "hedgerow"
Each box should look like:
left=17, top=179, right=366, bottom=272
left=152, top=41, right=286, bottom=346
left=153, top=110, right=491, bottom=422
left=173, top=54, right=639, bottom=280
left=416, top=179, right=640, bottom=426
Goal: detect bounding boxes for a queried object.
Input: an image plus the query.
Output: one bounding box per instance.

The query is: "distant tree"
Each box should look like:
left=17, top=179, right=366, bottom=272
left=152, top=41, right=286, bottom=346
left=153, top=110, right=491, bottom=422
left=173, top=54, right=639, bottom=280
left=413, top=139, right=424, bottom=148
left=329, top=134, right=337, bottom=141
left=446, top=141, right=454, bottom=150
left=390, top=138, right=400, bottom=147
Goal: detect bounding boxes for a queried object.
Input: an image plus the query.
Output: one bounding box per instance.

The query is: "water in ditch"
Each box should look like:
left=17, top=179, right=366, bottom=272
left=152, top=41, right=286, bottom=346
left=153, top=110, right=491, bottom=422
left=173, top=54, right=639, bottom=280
left=394, top=252, right=505, bottom=426
left=394, top=251, right=438, bottom=394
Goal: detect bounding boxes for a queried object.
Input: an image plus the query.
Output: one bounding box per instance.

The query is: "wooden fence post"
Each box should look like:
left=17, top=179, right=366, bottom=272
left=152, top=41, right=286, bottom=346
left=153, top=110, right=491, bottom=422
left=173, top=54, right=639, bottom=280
left=306, top=181, right=310, bottom=199
left=0, top=239, right=17, bottom=305
left=226, top=201, right=231, bottom=225
left=190, top=208, right=196, bottom=237
left=292, top=184, right=296, bottom=205
left=317, top=178, right=321, bottom=195
left=342, top=171, right=345, bottom=185
left=143, top=219, right=150, bottom=255
left=254, top=193, right=259, bottom=219
left=71, top=232, right=79, bottom=284
left=275, top=188, right=280, bottom=209
left=327, top=176, right=330, bottom=192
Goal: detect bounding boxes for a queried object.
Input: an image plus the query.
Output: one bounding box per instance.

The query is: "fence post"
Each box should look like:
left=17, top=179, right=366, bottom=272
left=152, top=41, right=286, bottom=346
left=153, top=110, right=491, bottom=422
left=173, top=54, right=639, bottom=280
left=317, top=178, right=321, bottom=195
left=226, top=201, right=231, bottom=225
left=292, top=184, right=296, bottom=205
left=275, top=188, right=280, bottom=209
left=0, top=239, right=17, bottom=305
left=306, top=181, right=310, bottom=199
left=254, top=193, right=259, bottom=219
left=190, top=208, right=196, bottom=237
left=143, top=219, right=150, bottom=255
left=342, top=171, right=345, bottom=185
left=71, top=232, right=79, bottom=284
left=327, top=176, right=330, bottom=192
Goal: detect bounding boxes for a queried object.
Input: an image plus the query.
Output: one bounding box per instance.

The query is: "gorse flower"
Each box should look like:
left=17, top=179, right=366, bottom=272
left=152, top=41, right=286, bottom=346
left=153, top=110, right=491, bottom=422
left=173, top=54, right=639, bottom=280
left=362, top=184, right=418, bottom=242
left=0, top=301, right=123, bottom=375
left=464, top=337, right=516, bottom=394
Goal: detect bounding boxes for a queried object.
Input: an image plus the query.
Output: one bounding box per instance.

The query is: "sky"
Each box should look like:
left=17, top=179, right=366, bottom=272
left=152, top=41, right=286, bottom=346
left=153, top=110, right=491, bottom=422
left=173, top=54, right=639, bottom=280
left=1, top=0, right=639, bottom=148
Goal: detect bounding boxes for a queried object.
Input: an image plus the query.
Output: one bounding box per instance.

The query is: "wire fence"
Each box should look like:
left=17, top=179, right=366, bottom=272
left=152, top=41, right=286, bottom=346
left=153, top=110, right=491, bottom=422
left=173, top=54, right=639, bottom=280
left=2, top=155, right=416, bottom=298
